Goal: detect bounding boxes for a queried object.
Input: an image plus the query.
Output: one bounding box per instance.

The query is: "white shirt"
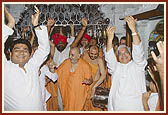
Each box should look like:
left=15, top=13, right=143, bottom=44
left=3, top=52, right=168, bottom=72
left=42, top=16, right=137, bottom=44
left=148, top=93, right=159, bottom=111
left=4, top=25, right=50, bottom=111
left=39, top=65, right=58, bottom=111
left=53, top=37, right=75, bottom=67
left=105, top=42, right=147, bottom=111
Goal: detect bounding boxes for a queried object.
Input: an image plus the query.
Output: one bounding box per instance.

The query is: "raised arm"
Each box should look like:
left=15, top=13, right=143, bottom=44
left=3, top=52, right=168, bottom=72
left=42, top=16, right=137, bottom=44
left=30, top=6, right=50, bottom=69
left=4, top=7, right=15, bottom=29
left=125, top=16, right=147, bottom=67
left=31, top=6, right=41, bottom=30
left=46, top=17, right=56, bottom=59
left=49, top=40, right=55, bottom=60
left=4, top=7, right=15, bottom=42
left=70, top=23, right=75, bottom=37
left=104, top=25, right=117, bottom=75
left=124, top=16, right=140, bottom=45
left=106, top=25, right=116, bottom=52
left=70, top=18, right=88, bottom=48
left=47, top=17, right=55, bottom=36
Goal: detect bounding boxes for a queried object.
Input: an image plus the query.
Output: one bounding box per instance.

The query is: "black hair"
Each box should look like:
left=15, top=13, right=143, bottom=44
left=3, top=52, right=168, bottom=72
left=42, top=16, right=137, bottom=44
left=10, top=39, right=32, bottom=55
left=90, top=38, right=98, bottom=44
left=120, top=36, right=126, bottom=41
left=4, top=36, right=14, bottom=60
left=113, top=35, right=119, bottom=46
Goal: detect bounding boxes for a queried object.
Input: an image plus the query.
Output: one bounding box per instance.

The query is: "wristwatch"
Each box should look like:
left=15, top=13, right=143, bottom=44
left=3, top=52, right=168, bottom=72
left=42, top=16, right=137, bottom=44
left=132, top=32, right=138, bottom=36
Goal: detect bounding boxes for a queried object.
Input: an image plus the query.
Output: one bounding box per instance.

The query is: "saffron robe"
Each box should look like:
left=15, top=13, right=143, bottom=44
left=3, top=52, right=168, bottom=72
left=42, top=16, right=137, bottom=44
left=57, top=58, right=92, bottom=111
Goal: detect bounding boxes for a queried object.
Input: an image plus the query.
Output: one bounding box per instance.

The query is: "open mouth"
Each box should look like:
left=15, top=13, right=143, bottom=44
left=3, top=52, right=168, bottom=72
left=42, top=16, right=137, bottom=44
left=16, top=55, right=25, bottom=59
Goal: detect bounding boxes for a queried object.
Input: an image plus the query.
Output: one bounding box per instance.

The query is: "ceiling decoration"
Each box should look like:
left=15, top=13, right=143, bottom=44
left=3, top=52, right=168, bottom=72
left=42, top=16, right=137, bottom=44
left=14, top=4, right=111, bottom=46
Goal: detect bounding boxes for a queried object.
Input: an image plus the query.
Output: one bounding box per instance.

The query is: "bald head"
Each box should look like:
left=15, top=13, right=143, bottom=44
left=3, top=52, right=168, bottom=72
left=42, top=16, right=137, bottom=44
left=69, top=47, right=80, bottom=64
left=89, top=45, right=98, bottom=51
left=70, top=47, right=80, bottom=54
left=89, top=45, right=99, bottom=60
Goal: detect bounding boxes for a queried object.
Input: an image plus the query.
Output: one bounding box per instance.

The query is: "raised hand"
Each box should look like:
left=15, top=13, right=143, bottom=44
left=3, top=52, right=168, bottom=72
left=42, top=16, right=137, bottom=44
left=31, top=5, right=40, bottom=27
left=4, top=6, right=15, bottom=29
left=106, top=25, right=116, bottom=41
left=106, top=25, right=116, bottom=52
left=124, top=16, right=137, bottom=33
left=125, top=16, right=141, bottom=45
left=81, top=18, right=88, bottom=27
left=151, top=41, right=164, bottom=73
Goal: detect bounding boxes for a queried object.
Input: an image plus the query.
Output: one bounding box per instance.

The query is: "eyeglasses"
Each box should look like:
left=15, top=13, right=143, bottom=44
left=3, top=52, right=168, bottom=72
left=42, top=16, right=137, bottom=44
left=118, top=51, right=129, bottom=56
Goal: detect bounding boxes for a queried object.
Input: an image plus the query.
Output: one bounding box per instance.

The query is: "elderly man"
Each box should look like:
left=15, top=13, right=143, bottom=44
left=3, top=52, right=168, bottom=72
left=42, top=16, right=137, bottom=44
left=57, top=47, right=92, bottom=111
left=82, top=45, right=106, bottom=110
left=4, top=6, right=50, bottom=111
left=105, top=16, right=147, bottom=111
left=46, top=18, right=88, bottom=111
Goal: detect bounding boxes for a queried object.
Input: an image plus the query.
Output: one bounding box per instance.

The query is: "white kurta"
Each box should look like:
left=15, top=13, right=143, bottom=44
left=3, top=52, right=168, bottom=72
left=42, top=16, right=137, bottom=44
left=39, top=65, right=58, bottom=111
left=53, top=37, right=75, bottom=67
left=4, top=25, right=50, bottom=111
left=105, top=42, right=147, bottom=111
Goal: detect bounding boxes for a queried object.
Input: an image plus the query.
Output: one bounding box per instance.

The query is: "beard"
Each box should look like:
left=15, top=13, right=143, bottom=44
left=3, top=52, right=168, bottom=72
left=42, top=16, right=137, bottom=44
left=56, top=45, right=66, bottom=52
left=89, top=55, right=98, bottom=60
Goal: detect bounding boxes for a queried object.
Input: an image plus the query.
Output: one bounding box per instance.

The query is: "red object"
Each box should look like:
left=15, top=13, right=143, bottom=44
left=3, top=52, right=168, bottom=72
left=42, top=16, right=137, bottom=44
left=52, top=33, right=67, bottom=46
left=83, top=33, right=91, bottom=42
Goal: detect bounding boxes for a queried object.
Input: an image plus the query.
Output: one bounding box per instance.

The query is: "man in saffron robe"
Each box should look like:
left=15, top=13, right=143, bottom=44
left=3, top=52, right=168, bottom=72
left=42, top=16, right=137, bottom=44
left=57, top=47, right=93, bottom=111
left=82, top=45, right=106, bottom=111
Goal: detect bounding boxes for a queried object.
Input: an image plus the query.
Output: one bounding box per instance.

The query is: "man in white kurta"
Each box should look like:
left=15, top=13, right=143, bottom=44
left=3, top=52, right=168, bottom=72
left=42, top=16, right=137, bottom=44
left=105, top=16, right=147, bottom=111
left=53, top=37, right=75, bottom=68
left=4, top=6, right=50, bottom=111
